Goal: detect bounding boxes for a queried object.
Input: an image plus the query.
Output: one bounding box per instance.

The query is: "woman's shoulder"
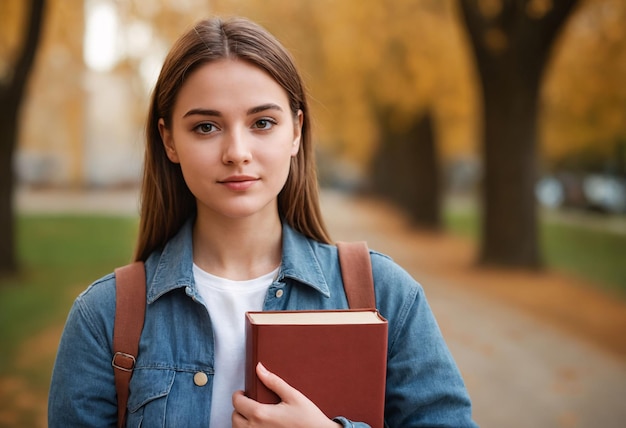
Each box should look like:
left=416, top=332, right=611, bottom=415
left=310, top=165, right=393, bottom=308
left=367, top=249, right=424, bottom=300
left=57, top=271, right=120, bottom=350
left=73, top=271, right=117, bottom=318
left=369, top=249, right=421, bottom=286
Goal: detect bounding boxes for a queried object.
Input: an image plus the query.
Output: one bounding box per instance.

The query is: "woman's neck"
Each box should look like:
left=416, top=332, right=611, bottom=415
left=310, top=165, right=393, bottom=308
left=191, top=212, right=283, bottom=281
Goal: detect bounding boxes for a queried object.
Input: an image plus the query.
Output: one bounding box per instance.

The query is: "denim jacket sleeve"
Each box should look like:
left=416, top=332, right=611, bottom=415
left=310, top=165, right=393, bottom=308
left=48, top=276, right=118, bottom=427
left=333, top=416, right=369, bottom=427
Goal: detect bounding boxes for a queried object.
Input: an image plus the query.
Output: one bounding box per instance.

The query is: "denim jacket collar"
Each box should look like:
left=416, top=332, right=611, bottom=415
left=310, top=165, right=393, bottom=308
left=278, top=223, right=330, bottom=297
left=146, top=219, right=330, bottom=304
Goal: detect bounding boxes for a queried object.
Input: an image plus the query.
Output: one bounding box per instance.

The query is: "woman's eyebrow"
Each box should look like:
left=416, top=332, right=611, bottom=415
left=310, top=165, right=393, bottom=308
left=247, top=103, right=283, bottom=115
left=183, top=108, right=221, bottom=118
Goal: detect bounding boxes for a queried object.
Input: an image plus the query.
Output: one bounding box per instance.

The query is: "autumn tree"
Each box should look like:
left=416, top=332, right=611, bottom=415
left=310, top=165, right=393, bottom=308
left=361, top=2, right=442, bottom=229
left=371, top=108, right=441, bottom=228
left=459, top=0, right=580, bottom=268
left=286, top=0, right=472, bottom=230
left=0, top=0, right=46, bottom=275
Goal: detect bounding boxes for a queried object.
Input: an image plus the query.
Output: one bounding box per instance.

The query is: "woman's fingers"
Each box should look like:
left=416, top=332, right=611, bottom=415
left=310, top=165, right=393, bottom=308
left=232, top=390, right=263, bottom=425
left=232, top=363, right=341, bottom=428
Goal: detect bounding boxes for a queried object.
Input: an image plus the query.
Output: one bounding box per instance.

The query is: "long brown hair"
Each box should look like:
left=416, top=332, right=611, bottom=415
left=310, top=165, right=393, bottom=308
left=134, top=17, right=330, bottom=261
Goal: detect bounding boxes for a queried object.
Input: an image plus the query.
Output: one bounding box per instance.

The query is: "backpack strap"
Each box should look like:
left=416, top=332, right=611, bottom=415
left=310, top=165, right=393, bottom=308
left=337, top=241, right=376, bottom=309
left=112, top=261, right=146, bottom=428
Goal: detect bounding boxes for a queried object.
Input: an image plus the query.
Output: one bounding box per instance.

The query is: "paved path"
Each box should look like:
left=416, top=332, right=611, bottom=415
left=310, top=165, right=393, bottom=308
left=16, top=186, right=141, bottom=216
left=17, top=187, right=626, bottom=428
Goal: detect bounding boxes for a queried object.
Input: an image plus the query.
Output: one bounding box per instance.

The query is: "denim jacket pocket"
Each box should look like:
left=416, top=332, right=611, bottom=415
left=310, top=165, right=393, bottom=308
left=126, top=368, right=176, bottom=427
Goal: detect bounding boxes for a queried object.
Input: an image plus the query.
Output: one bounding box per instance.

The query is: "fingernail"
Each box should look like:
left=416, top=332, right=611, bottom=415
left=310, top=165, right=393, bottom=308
left=257, top=362, right=269, bottom=375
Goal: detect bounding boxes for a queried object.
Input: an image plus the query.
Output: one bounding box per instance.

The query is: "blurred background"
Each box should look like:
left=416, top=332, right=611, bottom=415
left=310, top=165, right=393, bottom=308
left=1, top=0, right=626, bottom=427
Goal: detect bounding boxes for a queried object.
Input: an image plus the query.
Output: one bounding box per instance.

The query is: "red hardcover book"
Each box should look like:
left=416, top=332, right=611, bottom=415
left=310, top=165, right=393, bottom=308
left=245, top=309, right=388, bottom=428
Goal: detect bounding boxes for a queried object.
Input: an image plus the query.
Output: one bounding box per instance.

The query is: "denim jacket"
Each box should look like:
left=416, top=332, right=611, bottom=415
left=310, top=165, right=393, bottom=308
left=49, top=220, right=477, bottom=427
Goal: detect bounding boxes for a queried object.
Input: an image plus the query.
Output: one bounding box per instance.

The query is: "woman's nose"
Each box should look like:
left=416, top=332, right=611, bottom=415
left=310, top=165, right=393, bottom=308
left=221, top=129, right=252, bottom=165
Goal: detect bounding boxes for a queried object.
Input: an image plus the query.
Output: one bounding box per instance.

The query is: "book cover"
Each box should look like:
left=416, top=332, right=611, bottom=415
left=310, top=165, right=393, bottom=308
left=245, top=309, right=388, bottom=428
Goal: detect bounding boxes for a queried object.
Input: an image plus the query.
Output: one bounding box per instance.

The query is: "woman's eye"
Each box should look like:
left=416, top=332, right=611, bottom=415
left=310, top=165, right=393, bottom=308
left=253, top=119, right=275, bottom=130
left=195, top=123, right=216, bottom=134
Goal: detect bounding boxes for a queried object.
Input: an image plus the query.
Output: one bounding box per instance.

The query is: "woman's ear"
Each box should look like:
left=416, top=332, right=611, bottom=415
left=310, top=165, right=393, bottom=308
left=159, top=118, right=180, bottom=163
left=291, top=110, right=304, bottom=157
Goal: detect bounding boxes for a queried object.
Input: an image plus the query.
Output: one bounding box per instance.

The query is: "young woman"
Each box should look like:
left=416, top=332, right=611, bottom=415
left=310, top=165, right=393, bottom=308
left=49, top=17, right=477, bottom=427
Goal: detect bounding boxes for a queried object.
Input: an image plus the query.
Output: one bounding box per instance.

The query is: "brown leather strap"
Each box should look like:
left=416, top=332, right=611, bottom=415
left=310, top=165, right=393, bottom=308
left=113, top=261, right=146, bottom=428
left=337, top=241, right=376, bottom=309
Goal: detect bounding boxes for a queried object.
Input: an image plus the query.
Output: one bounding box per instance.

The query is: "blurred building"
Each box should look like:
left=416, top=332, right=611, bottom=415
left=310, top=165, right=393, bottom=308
left=14, top=0, right=145, bottom=188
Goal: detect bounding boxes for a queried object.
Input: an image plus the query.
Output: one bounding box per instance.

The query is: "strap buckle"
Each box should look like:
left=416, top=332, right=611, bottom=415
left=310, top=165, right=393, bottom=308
left=112, top=352, right=136, bottom=372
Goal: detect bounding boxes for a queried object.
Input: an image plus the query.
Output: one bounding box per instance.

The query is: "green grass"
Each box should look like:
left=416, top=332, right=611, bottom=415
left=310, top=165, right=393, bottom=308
left=0, top=215, right=138, bottom=374
left=444, top=208, right=626, bottom=296
left=541, top=221, right=626, bottom=295
left=0, top=215, right=138, bottom=426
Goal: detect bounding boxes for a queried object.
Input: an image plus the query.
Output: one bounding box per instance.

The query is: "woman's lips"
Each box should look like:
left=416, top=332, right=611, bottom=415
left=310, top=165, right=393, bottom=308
left=218, top=175, right=259, bottom=191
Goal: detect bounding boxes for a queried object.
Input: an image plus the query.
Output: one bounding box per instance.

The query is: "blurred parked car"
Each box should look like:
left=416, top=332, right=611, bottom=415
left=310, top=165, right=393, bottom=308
left=583, top=174, right=626, bottom=213
left=536, top=172, right=626, bottom=214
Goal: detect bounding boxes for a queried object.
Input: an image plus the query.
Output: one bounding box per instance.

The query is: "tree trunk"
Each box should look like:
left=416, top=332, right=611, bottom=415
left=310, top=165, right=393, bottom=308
left=458, top=0, right=580, bottom=268
left=480, top=61, right=543, bottom=267
left=371, top=109, right=441, bottom=230
left=0, top=112, right=18, bottom=274
left=0, top=0, right=46, bottom=275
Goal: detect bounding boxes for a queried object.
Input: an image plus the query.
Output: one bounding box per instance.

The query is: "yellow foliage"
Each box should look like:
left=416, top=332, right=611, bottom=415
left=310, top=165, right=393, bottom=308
left=541, top=0, right=626, bottom=166
left=0, top=0, right=27, bottom=82
left=14, top=0, right=625, bottom=184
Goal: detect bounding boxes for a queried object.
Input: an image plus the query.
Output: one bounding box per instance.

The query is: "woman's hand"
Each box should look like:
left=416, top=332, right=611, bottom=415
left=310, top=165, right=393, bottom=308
left=232, top=362, right=342, bottom=428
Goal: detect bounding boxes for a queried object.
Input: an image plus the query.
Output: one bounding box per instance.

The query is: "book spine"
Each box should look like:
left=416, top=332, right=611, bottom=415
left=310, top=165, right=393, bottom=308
left=244, top=318, right=258, bottom=399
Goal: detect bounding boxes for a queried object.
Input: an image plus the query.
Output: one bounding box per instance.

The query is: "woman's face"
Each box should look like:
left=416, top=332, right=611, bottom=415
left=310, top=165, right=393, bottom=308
left=159, top=59, right=302, bottom=222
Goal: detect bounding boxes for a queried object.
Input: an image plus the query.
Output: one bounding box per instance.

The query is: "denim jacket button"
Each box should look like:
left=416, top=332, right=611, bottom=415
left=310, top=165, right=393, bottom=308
left=193, top=372, right=208, bottom=387
left=275, top=289, right=284, bottom=298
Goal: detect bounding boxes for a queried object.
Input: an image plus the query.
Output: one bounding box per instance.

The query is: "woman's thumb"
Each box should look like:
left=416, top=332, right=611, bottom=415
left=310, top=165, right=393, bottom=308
left=256, top=362, right=297, bottom=402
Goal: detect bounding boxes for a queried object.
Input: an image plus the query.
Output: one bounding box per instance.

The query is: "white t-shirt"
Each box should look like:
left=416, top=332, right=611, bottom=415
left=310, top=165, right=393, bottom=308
left=193, top=264, right=276, bottom=428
